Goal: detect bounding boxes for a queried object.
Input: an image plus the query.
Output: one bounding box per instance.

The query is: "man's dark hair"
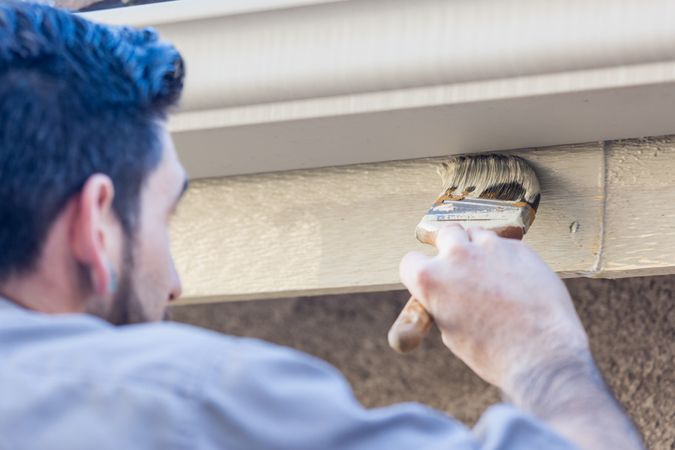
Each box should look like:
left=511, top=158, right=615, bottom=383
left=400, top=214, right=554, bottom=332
left=0, top=1, right=184, bottom=281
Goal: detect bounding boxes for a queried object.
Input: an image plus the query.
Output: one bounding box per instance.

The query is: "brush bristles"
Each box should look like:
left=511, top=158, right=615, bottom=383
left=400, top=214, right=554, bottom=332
left=438, top=154, right=541, bottom=210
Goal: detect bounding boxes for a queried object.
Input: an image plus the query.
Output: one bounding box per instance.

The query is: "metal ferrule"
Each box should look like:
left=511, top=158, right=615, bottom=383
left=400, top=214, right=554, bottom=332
left=421, top=198, right=536, bottom=230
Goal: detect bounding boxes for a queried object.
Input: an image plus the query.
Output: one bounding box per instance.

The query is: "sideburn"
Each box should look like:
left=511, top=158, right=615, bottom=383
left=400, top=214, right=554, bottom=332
left=83, top=232, right=146, bottom=326
left=107, top=234, right=146, bottom=326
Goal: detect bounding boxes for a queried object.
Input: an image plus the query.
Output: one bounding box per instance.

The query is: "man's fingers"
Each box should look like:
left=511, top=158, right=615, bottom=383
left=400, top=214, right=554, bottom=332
left=435, top=224, right=471, bottom=256
left=399, top=251, right=433, bottom=302
left=402, top=225, right=473, bottom=301
left=466, top=227, right=499, bottom=247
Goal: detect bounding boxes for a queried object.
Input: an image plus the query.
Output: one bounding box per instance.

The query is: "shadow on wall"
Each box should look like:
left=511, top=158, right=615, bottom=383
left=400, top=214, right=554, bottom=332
left=171, top=275, right=675, bottom=450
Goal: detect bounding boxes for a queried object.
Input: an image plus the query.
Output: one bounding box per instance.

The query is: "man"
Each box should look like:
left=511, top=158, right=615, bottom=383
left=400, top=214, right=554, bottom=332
left=0, top=3, right=644, bottom=449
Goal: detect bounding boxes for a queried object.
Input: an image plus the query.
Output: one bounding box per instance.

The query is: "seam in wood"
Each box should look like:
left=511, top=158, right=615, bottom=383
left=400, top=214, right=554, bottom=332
left=574, top=141, right=608, bottom=278
left=591, top=140, right=609, bottom=277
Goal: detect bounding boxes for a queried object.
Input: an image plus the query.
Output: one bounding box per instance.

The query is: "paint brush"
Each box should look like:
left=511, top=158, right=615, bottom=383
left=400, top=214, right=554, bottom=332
left=387, top=154, right=542, bottom=353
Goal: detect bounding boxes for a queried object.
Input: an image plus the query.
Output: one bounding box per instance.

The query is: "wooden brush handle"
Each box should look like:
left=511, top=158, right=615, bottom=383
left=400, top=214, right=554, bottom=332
left=387, top=296, right=432, bottom=353
left=388, top=226, right=525, bottom=353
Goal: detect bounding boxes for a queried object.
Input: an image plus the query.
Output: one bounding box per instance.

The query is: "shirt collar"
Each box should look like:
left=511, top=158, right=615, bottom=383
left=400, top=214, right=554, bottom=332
left=0, top=295, right=112, bottom=330
left=0, top=296, right=26, bottom=312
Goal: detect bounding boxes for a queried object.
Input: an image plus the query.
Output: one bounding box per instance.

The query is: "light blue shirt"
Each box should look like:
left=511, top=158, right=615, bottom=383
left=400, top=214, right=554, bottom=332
left=0, top=297, right=576, bottom=449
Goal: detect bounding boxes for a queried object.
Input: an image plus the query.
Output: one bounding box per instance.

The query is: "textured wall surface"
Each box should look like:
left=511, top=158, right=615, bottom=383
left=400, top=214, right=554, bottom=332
left=172, top=276, right=674, bottom=450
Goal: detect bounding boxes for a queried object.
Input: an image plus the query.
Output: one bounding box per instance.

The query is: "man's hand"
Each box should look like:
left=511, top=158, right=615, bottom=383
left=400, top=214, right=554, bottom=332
left=400, top=225, right=644, bottom=450
left=400, top=225, right=587, bottom=389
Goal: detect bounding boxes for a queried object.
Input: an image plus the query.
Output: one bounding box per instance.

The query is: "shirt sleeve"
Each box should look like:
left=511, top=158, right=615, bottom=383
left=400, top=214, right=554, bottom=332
left=191, top=337, right=578, bottom=450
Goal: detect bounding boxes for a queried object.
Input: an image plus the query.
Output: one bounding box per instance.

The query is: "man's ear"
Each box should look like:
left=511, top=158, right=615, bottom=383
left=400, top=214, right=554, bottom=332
left=69, top=174, right=120, bottom=296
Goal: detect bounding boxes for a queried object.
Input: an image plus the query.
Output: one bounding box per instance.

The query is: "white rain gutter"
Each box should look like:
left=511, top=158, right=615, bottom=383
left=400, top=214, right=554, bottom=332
left=84, top=0, right=675, bottom=178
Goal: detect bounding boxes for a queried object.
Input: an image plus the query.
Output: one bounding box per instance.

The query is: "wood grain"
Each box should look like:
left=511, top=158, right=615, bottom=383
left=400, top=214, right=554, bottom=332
left=171, top=144, right=606, bottom=304
left=172, top=136, right=675, bottom=304
left=600, top=137, right=675, bottom=277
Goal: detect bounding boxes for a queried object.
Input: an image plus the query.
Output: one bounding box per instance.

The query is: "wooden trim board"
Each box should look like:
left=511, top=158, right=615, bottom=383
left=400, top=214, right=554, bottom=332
left=603, top=138, right=675, bottom=278
left=170, top=136, right=675, bottom=305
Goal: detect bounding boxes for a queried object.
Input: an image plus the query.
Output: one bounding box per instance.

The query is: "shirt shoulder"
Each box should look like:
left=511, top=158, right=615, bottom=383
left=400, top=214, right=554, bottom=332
left=0, top=306, right=580, bottom=450
left=8, top=315, right=297, bottom=397
left=1, top=313, right=318, bottom=450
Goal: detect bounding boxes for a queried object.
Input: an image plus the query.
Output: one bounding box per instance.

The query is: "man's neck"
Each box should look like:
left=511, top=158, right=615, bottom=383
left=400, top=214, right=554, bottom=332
left=0, top=273, right=86, bottom=315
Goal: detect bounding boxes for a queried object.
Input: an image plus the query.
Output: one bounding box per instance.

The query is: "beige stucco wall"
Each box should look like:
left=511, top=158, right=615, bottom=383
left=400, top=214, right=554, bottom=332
left=172, top=276, right=674, bottom=450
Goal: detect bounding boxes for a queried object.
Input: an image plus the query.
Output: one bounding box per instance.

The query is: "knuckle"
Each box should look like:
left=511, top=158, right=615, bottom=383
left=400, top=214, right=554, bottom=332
left=446, top=241, right=471, bottom=259
left=501, top=236, right=527, bottom=256
left=413, top=264, right=437, bottom=298
left=473, top=229, right=499, bottom=248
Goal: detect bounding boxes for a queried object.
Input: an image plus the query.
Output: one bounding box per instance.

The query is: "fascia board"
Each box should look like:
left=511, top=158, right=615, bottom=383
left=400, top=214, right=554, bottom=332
left=84, top=0, right=675, bottom=178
